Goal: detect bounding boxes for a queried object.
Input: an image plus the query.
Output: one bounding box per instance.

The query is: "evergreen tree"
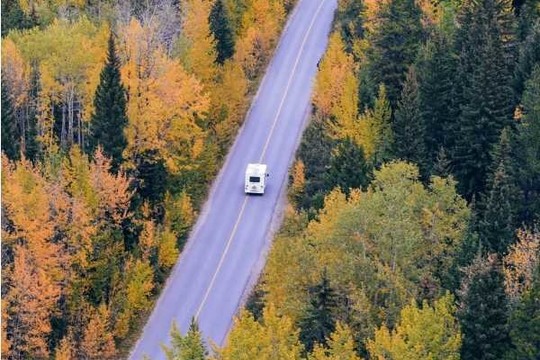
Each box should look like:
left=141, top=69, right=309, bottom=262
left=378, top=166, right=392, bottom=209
left=209, top=0, right=235, bottom=64
left=507, top=268, right=540, bottom=360
left=298, top=270, right=338, bottom=353
left=90, top=32, right=128, bottom=171
left=393, top=66, right=427, bottom=172
left=162, top=318, right=206, bottom=360
left=459, top=254, right=512, bottom=360
left=367, top=0, right=423, bottom=105
left=517, top=65, right=540, bottom=224
left=335, top=0, right=365, bottom=55
left=298, top=118, right=335, bottom=211
left=416, top=32, right=457, bottom=170
left=477, top=129, right=521, bottom=255
left=24, top=62, right=41, bottom=161
left=132, top=149, right=168, bottom=206
left=370, top=85, right=394, bottom=167
left=514, top=20, right=540, bottom=97
left=1, top=0, right=34, bottom=37
left=325, top=137, right=371, bottom=195
left=1, top=79, right=20, bottom=160
left=433, top=147, right=452, bottom=178
left=452, top=0, right=517, bottom=198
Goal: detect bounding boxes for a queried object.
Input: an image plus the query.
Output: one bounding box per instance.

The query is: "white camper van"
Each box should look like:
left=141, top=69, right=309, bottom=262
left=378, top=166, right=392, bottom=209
left=245, top=163, right=268, bottom=194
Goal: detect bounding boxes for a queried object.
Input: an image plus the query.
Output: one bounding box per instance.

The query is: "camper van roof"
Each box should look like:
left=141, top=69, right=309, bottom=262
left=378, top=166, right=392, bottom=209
left=246, top=163, right=267, bottom=175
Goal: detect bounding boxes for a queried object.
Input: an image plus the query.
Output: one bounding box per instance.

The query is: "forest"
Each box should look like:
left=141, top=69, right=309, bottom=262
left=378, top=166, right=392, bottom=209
left=2, top=0, right=540, bottom=359
left=1, top=0, right=293, bottom=358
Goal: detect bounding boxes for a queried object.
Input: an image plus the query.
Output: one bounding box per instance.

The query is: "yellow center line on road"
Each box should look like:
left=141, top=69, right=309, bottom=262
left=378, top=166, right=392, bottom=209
left=194, top=0, right=327, bottom=321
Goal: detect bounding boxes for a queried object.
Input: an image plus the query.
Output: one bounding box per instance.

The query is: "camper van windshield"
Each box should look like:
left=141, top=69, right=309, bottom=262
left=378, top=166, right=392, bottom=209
left=249, top=176, right=261, bottom=183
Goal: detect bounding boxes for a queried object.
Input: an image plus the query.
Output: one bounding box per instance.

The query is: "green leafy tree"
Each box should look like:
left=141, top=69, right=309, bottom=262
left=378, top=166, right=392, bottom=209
left=1, top=79, right=20, bottom=159
left=162, top=319, right=206, bottom=360
left=326, top=137, right=371, bottom=195
left=90, top=32, right=128, bottom=171
left=299, top=270, right=338, bottom=353
left=209, top=0, right=235, bottom=64
left=367, top=0, right=423, bottom=105
left=393, top=65, right=426, bottom=172
left=459, top=254, right=512, bottom=360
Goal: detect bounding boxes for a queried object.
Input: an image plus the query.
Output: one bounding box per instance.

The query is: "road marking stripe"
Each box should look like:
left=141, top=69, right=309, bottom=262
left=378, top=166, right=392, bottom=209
left=194, top=0, right=327, bottom=321
left=195, top=197, right=249, bottom=319
left=259, top=0, right=327, bottom=163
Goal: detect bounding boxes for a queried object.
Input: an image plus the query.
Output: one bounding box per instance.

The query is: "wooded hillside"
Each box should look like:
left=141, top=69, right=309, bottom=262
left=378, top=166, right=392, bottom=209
left=1, top=0, right=293, bottom=358
left=2, top=0, right=540, bottom=359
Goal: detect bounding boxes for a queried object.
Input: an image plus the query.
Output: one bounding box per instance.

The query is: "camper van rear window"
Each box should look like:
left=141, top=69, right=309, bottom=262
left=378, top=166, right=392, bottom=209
left=249, top=176, right=261, bottom=183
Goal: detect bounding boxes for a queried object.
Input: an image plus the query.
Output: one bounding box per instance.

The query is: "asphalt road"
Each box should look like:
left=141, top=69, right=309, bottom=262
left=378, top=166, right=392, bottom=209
left=129, top=0, right=337, bottom=358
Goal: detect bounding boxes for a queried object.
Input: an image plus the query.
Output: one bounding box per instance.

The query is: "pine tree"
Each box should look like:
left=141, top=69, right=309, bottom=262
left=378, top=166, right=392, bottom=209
left=477, top=129, right=521, bottom=255
left=416, top=31, right=457, bottom=169
left=298, top=118, right=335, bottom=211
left=517, top=65, right=540, bottom=224
left=90, top=32, right=128, bottom=171
left=507, top=267, right=540, bottom=360
left=1, top=79, right=20, bottom=160
left=24, top=62, right=40, bottom=161
left=459, top=254, right=512, bottom=360
left=369, top=85, right=394, bottom=166
left=335, top=0, right=365, bottom=55
left=162, top=319, right=206, bottom=360
left=451, top=0, right=517, bottom=198
left=1, top=0, right=34, bottom=37
left=326, top=137, right=371, bottom=195
left=299, top=270, right=338, bottom=353
left=367, top=0, right=423, bottom=105
left=393, top=66, right=427, bottom=172
left=514, top=20, right=540, bottom=97
left=209, top=0, right=235, bottom=64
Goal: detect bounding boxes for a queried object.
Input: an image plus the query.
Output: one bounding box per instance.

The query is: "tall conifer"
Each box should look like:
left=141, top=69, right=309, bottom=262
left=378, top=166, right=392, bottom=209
left=367, top=0, right=423, bottom=105
left=393, top=66, right=427, bottom=171
left=299, top=270, right=338, bottom=353
left=452, top=0, right=517, bottom=198
left=459, top=254, right=512, bottom=360
left=90, top=32, right=128, bottom=171
left=1, top=79, right=20, bottom=159
left=209, top=0, right=235, bottom=64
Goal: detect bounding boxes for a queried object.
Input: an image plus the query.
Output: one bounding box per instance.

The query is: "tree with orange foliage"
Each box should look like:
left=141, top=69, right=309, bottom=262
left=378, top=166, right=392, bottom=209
left=3, top=246, right=61, bottom=359
left=81, top=304, right=117, bottom=360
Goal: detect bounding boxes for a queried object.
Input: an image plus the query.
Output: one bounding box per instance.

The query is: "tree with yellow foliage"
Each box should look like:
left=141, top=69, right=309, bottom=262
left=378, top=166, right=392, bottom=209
left=313, top=32, right=359, bottom=142
left=367, top=293, right=461, bottom=360
left=217, top=304, right=304, bottom=360
left=310, top=322, right=361, bottom=360
left=119, top=18, right=210, bottom=174
left=234, top=0, right=285, bottom=79
left=7, top=18, right=108, bottom=150
left=180, top=0, right=218, bottom=84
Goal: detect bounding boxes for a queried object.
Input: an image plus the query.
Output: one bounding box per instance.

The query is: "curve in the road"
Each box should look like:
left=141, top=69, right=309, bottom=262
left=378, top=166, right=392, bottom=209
left=129, top=0, right=337, bottom=358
